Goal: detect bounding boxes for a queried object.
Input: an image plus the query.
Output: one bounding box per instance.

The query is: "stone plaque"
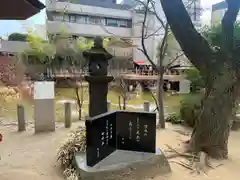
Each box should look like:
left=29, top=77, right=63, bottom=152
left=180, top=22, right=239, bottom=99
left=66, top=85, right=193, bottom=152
left=86, top=111, right=117, bottom=167
left=116, top=111, right=156, bottom=153
left=34, top=81, right=54, bottom=99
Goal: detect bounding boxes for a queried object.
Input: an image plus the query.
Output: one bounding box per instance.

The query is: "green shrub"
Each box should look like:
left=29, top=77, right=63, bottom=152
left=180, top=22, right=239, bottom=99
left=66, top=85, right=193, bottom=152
left=165, top=113, right=182, bottom=124
left=179, top=94, right=203, bottom=127
left=8, top=33, right=28, bottom=41
left=185, top=68, right=205, bottom=92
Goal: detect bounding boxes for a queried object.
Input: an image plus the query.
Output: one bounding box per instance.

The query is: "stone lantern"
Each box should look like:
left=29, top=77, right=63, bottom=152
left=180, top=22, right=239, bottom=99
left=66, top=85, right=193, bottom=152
left=83, top=37, right=113, bottom=117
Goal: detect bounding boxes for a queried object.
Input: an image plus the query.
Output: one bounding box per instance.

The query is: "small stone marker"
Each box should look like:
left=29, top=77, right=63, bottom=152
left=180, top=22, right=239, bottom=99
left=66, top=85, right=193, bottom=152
left=143, top=101, right=150, bottom=112
left=107, top=101, right=111, bottom=111
left=34, top=81, right=55, bottom=133
left=17, top=104, right=25, bottom=131
left=64, top=102, right=71, bottom=128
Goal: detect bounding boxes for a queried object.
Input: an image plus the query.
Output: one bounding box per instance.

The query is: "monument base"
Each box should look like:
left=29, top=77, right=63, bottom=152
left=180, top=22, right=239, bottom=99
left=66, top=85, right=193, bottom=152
left=74, top=149, right=171, bottom=180
left=34, top=99, right=55, bottom=133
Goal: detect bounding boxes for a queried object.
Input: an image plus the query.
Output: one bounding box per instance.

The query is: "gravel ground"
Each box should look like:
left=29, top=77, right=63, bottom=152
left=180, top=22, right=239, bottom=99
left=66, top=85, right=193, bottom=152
left=0, top=121, right=240, bottom=180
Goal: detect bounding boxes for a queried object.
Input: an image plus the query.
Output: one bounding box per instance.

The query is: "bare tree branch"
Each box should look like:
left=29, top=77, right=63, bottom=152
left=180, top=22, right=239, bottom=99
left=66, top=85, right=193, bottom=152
left=150, top=90, right=159, bottom=112
left=160, top=0, right=213, bottom=72
left=165, top=52, right=185, bottom=69
left=149, top=0, right=166, bottom=29
left=141, top=0, right=160, bottom=71
left=159, top=23, right=169, bottom=64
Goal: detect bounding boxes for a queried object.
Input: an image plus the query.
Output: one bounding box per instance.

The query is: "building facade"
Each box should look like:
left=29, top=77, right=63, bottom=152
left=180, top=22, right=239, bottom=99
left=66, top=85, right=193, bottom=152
left=211, top=1, right=227, bottom=26
left=121, top=0, right=201, bottom=28
left=46, top=0, right=201, bottom=66
left=46, top=0, right=161, bottom=65
left=211, top=1, right=240, bottom=26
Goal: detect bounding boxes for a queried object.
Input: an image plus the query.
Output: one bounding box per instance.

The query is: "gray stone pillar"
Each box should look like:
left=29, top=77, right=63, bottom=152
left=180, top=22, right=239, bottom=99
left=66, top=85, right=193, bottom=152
left=34, top=81, right=55, bottom=133
left=143, top=101, right=150, bottom=112
left=64, top=102, right=71, bottom=128
left=17, top=104, right=26, bottom=131
left=107, top=101, right=111, bottom=111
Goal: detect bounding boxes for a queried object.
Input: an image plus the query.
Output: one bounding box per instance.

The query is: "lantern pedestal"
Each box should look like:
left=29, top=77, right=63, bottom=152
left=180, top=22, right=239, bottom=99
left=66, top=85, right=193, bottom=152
left=85, top=76, right=113, bottom=117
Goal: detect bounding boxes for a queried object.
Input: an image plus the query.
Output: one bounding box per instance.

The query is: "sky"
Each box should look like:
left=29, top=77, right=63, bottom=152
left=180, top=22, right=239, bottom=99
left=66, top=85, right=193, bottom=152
left=0, top=0, right=223, bottom=37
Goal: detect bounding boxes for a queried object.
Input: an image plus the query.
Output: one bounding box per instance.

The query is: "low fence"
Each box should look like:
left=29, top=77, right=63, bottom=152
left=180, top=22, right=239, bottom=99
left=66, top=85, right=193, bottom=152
left=16, top=101, right=153, bottom=131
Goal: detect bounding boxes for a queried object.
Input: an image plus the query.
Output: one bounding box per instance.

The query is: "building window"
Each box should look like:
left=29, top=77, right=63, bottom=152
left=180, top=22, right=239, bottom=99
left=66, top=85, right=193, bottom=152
left=106, top=18, right=131, bottom=28
left=53, top=14, right=63, bottom=21
left=88, top=17, right=103, bottom=25
left=69, top=15, right=76, bottom=22
left=63, top=14, right=70, bottom=22
left=50, top=12, right=132, bottom=28
left=119, top=19, right=128, bottom=27
left=106, top=18, right=118, bottom=27
left=76, top=15, right=87, bottom=23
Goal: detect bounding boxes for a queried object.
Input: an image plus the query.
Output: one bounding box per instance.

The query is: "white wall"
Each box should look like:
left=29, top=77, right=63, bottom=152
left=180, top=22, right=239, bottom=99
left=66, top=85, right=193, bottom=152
left=211, top=8, right=240, bottom=26
left=211, top=9, right=227, bottom=26
left=0, top=40, right=29, bottom=53
left=131, top=12, right=160, bottom=64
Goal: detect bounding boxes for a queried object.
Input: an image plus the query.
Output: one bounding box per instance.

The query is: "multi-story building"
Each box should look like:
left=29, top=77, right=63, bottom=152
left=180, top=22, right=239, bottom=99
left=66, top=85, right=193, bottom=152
left=46, top=0, right=201, bottom=67
left=211, top=1, right=240, bottom=26
left=46, top=0, right=166, bottom=65
left=121, top=0, right=201, bottom=27
left=121, top=0, right=201, bottom=69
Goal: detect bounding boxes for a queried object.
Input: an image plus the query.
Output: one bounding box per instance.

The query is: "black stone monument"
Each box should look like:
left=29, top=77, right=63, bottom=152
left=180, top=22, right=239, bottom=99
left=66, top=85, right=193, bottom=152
left=83, top=37, right=113, bottom=117
left=116, top=111, right=156, bottom=153
left=86, top=110, right=156, bottom=167
left=86, top=111, right=117, bottom=166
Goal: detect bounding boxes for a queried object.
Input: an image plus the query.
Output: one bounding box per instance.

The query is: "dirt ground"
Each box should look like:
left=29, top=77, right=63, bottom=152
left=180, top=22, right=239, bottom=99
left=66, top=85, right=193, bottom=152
left=0, top=121, right=240, bottom=180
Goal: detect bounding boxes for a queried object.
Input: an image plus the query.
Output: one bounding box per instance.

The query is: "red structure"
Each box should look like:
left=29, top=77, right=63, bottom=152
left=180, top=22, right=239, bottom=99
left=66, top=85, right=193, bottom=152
left=1, top=0, right=45, bottom=20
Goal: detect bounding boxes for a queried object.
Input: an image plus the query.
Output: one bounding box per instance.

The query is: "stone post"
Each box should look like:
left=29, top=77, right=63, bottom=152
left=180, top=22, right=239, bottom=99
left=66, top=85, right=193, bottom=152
left=34, top=81, right=55, bottom=133
left=84, top=36, right=113, bottom=117
left=64, top=102, right=71, bottom=128
left=143, top=101, right=150, bottom=112
left=17, top=104, right=26, bottom=131
left=107, top=101, right=111, bottom=111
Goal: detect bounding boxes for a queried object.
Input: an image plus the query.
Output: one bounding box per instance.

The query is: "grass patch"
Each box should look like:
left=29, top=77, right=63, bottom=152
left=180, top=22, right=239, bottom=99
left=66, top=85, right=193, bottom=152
left=0, top=87, right=198, bottom=122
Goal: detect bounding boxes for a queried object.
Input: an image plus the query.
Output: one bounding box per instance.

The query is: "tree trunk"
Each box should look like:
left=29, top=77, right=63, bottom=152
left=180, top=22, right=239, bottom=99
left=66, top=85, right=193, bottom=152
left=78, top=108, right=82, bottom=121
left=75, top=88, right=82, bottom=120
left=189, top=69, right=239, bottom=158
left=159, top=0, right=240, bottom=158
left=123, top=95, right=127, bottom=110
left=157, top=72, right=165, bottom=128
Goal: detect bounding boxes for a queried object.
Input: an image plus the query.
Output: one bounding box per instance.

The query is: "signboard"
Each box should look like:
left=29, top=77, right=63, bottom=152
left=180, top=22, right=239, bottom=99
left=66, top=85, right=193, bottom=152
left=34, top=81, right=54, bottom=99
left=86, top=111, right=117, bottom=167
left=116, top=111, right=156, bottom=153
